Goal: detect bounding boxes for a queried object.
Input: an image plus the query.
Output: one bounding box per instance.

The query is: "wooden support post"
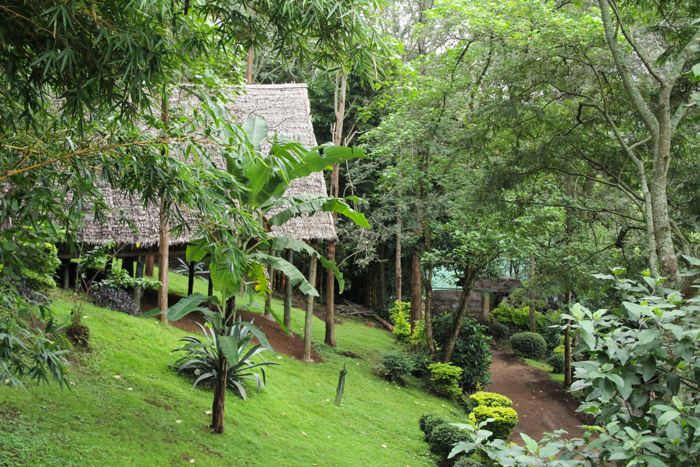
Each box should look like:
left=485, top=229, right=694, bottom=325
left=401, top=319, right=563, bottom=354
left=284, top=249, right=293, bottom=330
left=264, top=264, right=274, bottom=319
left=303, top=241, right=318, bottom=362
left=60, top=259, right=71, bottom=289
left=133, top=256, right=145, bottom=306
left=123, top=258, right=135, bottom=277
left=187, top=261, right=195, bottom=296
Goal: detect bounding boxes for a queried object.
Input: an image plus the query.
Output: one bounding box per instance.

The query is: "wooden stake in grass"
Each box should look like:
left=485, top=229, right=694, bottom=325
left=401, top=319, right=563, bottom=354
left=335, top=364, right=347, bottom=406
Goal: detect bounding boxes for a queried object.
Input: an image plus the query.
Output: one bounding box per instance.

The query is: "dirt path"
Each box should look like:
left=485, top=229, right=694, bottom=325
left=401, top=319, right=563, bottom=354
left=486, top=346, right=593, bottom=443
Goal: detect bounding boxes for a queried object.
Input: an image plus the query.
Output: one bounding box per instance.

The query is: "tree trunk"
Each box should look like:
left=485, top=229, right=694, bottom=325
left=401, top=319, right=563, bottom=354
left=210, top=359, right=227, bottom=434
left=265, top=264, right=273, bottom=319
left=529, top=255, right=536, bottom=332
left=303, top=241, right=319, bottom=362
left=424, top=263, right=435, bottom=356
left=410, top=252, right=422, bottom=332
left=145, top=254, right=154, bottom=277
left=395, top=216, right=402, bottom=303
left=187, top=261, right=195, bottom=296
left=246, top=46, right=254, bottom=85
left=379, top=245, right=386, bottom=308
left=325, top=240, right=337, bottom=346
left=564, top=291, right=572, bottom=388
left=158, top=197, right=169, bottom=323
left=284, top=249, right=293, bottom=330
left=442, top=266, right=478, bottom=363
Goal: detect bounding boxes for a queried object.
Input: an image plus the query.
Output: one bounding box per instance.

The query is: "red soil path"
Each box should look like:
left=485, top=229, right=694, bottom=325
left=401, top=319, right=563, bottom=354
left=486, top=346, right=593, bottom=443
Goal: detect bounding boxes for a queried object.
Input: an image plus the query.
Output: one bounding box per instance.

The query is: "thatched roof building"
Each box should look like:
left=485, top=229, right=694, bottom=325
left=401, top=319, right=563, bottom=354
left=75, top=84, right=336, bottom=252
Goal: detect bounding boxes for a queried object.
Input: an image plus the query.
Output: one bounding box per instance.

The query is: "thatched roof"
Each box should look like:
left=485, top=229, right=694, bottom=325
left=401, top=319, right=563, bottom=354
left=76, top=83, right=337, bottom=249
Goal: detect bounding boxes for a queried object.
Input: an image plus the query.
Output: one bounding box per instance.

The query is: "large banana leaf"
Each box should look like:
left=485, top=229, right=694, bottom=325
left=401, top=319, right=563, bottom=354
left=210, top=256, right=243, bottom=299
left=186, top=239, right=208, bottom=262
left=268, top=236, right=345, bottom=293
left=144, top=292, right=210, bottom=321
left=242, top=117, right=268, bottom=153
left=266, top=194, right=369, bottom=228
left=288, top=145, right=365, bottom=180
left=250, top=252, right=318, bottom=297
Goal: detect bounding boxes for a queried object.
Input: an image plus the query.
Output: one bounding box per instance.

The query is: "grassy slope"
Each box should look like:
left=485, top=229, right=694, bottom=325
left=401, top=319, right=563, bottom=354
left=1, top=276, right=461, bottom=467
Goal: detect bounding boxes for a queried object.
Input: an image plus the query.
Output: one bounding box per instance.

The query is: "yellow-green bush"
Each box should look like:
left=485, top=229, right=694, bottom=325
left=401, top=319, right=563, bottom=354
left=469, top=391, right=512, bottom=408
left=389, top=301, right=411, bottom=341
left=429, top=362, right=463, bottom=398
left=468, top=406, right=518, bottom=440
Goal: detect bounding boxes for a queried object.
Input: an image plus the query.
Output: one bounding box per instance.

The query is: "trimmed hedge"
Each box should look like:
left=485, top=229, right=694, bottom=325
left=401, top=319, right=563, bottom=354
left=378, top=348, right=414, bottom=382
left=510, top=332, right=547, bottom=360
left=548, top=353, right=565, bottom=374
left=491, top=322, right=509, bottom=340
left=427, top=423, right=472, bottom=459
left=419, top=413, right=450, bottom=439
left=469, top=391, right=512, bottom=408
left=468, top=406, right=518, bottom=440
left=454, top=458, right=483, bottom=467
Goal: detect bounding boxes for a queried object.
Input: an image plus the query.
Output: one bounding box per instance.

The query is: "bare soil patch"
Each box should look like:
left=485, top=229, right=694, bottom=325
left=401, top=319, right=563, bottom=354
left=486, top=346, right=594, bottom=443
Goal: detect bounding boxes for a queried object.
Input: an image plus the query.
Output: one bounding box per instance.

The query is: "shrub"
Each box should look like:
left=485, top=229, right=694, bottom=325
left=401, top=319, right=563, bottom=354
left=91, top=287, right=140, bottom=315
left=419, top=413, right=450, bottom=439
left=389, top=301, right=411, bottom=341
left=468, top=406, right=518, bottom=440
left=553, top=344, right=565, bottom=354
left=454, top=458, right=483, bottom=467
left=378, top=348, right=414, bottom=383
left=510, top=332, right=547, bottom=360
left=469, top=391, right=512, bottom=408
left=540, top=312, right=562, bottom=354
left=490, top=322, right=509, bottom=340
left=410, top=348, right=433, bottom=378
left=173, top=318, right=279, bottom=400
left=433, top=311, right=492, bottom=392
left=408, top=318, right=426, bottom=347
left=429, top=362, right=463, bottom=398
left=547, top=353, right=565, bottom=374
left=427, top=423, right=472, bottom=459
left=490, top=302, right=543, bottom=331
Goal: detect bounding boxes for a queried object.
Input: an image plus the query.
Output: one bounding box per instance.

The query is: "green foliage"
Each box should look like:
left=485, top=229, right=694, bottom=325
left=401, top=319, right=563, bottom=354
left=468, top=406, right=518, bottom=441
left=389, top=301, right=411, bottom=341
left=378, top=348, right=414, bottom=383
left=173, top=317, right=279, bottom=401
left=553, top=345, right=565, bottom=354
left=410, top=348, right=433, bottom=378
left=453, top=457, right=483, bottom=467
left=429, top=363, right=463, bottom=398
left=427, top=423, right=473, bottom=460
left=419, top=413, right=450, bottom=439
left=490, top=322, right=509, bottom=340
left=547, top=353, right=565, bottom=374
left=433, top=312, right=492, bottom=392
left=100, top=268, right=162, bottom=291
left=469, top=391, right=513, bottom=408
left=408, top=319, right=426, bottom=347
left=510, top=332, right=547, bottom=360
left=490, top=302, right=543, bottom=331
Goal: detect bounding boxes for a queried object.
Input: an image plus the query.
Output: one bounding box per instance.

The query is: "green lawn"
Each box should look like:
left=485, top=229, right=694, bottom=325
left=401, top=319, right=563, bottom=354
left=1, top=277, right=462, bottom=466
left=522, top=358, right=565, bottom=384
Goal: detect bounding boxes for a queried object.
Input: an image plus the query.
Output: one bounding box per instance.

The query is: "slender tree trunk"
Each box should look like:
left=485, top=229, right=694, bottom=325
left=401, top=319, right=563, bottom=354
left=564, top=291, right=572, bottom=388
left=303, top=241, right=319, bottom=362
left=246, top=46, right=254, bottom=85
left=395, top=215, right=402, bottom=303
left=325, top=240, right=337, bottom=346
left=442, top=266, right=478, bottom=363
left=187, top=261, right=195, bottom=296
left=529, top=255, right=536, bottom=332
left=284, top=249, right=293, bottom=330
left=210, top=354, right=228, bottom=434
left=265, top=264, right=273, bottom=319
left=379, top=245, right=386, bottom=309
left=158, top=197, right=169, bottom=323
left=145, top=254, right=154, bottom=277
left=410, top=252, right=422, bottom=332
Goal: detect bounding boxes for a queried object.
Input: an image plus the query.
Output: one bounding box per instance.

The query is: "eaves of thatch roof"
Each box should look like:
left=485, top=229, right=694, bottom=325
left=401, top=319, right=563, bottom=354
left=75, top=83, right=337, bottom=250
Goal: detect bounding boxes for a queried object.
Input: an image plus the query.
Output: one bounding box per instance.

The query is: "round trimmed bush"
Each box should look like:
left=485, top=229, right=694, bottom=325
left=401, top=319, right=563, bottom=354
left=468, top=406, right=518, bottom=440
left=469, top=391, right=512, bottom=408
left=548, top=353, right=565, bottom=374
left=427, top=423, right=471, bottom=459
left=454, top=458, right=483, bottom=467
left=510, top=332, right=547, bottom=360
left=491, top=322, right=509, bottom=340
left=378, top=348, right=414, bottom=383
left=419, top=413, right=449, bottom=439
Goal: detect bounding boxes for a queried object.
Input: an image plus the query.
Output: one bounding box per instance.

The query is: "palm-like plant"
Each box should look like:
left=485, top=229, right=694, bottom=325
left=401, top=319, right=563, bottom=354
left=174, top=315, right=278, bottom=400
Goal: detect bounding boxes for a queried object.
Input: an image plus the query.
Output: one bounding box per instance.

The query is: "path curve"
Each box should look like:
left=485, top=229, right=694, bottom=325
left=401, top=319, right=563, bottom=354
left=486, top=346, right=593, bottom=443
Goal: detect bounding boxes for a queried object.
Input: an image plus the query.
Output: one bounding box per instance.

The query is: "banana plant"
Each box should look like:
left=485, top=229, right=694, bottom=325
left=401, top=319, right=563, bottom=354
left=153, top=116, right=370, bottom=434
